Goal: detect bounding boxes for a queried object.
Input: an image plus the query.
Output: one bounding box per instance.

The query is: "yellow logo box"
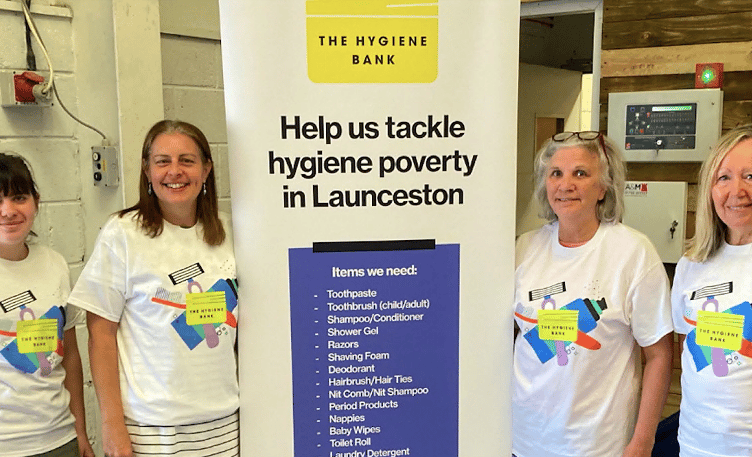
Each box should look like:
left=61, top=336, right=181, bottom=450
left=306, top=1, right=438, bottom=83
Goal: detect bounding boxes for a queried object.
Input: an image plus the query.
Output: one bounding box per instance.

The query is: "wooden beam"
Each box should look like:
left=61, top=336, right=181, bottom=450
left=604, top=0, right=752, bottom=23
left=626, top=162, right=701, bottom=183
left=723, top=100, right=752, bottom=129
left=599, top=72, right=752, bottom=104
left=602, top=41, right=752, bottom=77
left=603, top=13, right=752, bottom=50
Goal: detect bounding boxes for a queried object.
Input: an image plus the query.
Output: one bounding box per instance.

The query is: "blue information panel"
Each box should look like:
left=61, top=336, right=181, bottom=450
left=290, top=241, right=459, bottom=457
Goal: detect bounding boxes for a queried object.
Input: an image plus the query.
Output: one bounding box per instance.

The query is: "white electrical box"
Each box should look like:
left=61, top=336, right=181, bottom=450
left=608, top=89, right=722, bottom=162
left=623, top=181, right=687, bottom=263
left=92, top=146, right=119, bottom=187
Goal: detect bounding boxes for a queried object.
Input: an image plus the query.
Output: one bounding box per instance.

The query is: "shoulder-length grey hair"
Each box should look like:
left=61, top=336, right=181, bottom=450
left=533, top=132, right=626, bottom=223
left=686, top=124, right=752, bottom=262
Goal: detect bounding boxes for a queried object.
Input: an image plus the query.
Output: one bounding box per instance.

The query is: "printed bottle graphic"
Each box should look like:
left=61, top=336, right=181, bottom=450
left=151, top=263, right=238, bottom=350
left=0, top=290, right=64, bottom=377
left=684, top=282, right=752, bottom=377
left=516, top=283, right=607, bottom=366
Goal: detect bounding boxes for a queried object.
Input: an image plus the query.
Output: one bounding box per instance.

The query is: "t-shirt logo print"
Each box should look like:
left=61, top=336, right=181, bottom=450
left=149, top=262, right=239, bottom=350
left=683, top=282, right=752, bottom=377
left=0, top=291, right=64, bottom=376
left=515, top=282, right=607, bottom=366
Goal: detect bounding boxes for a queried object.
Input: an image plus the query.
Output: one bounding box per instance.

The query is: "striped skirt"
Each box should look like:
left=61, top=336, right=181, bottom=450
left=127, top=411, right=239, bottom=457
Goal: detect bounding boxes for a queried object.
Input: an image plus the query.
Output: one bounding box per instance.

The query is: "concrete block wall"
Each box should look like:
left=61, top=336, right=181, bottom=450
left=0, top=3, right=103, bottom=454
left=0, top=2, right=229, bottom=455
left=0, top=6, right=86, bottom=270
left=161, top=33, right=231, bottom=214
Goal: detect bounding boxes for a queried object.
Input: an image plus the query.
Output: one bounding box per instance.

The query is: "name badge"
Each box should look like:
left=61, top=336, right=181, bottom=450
left=538, top=310, right=578, bottom=342
left=696, top=310, right=743, bottom=351
left=17, top=319, right=58, bottom=353
left=186, top=291, right=227, bottom=325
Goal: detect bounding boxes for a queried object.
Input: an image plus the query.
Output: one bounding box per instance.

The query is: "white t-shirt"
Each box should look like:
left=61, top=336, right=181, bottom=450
left=512, top=222, right=673, bottom=457
left=672, top=242, right=752, bottom=457
left=69, top=213, right=239, bottom=426
left=0, top=244, right=83, bottom=457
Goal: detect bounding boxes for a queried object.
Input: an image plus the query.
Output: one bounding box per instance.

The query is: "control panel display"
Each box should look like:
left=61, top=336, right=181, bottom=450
left=625, top=103, right=697, bottom=150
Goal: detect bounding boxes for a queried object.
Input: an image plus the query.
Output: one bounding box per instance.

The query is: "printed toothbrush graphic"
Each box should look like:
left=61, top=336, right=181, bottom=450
left=150, top=263, right=238, bottom=350
left=0, top=290, right=64, bottom=376
left=683, top=283, right=752, bottom=377
left=516, top=283, right=607, bottom=365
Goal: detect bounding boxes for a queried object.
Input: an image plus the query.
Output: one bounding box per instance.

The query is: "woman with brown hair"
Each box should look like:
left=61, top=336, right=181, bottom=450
left=70, top=120, right=239, bottom=457
left=0, top=152, right=93, bottom=457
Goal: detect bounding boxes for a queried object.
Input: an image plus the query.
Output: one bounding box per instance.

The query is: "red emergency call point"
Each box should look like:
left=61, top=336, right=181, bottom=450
left=695, top=63, right=723, bottom=89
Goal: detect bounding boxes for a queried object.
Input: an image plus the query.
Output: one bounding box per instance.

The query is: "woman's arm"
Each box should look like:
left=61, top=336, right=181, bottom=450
left=87, top=312, right=133, bottom=457
left=61, top=327, right=95, bottom=457
left=622, top=333, right=674, bottom=457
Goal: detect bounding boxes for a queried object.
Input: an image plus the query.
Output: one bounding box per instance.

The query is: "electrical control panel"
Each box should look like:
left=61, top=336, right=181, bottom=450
left=92, top=146, right=119, bottom=187
left=607, top=89, right=722, bottom=162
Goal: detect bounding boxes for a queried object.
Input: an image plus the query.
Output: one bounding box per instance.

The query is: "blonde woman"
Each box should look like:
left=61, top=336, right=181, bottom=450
left=671, top=124, right=752, bottom=457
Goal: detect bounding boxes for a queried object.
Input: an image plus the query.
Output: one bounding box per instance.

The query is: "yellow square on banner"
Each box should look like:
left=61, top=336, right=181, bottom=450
left=538, top=310, right=579, bottom=342
left=186, top=291, right=227, bottom=326
left=17, top=319, right=58, bottom=354
left=306, top=0, right=439, bottom=83
left=696, top=310, right=744, bottom=351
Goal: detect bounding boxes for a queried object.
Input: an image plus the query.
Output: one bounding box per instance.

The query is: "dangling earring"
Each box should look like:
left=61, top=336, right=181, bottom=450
left=202, top=182, right=207, bottom=196
left=147, top=182, right=153, bottom=195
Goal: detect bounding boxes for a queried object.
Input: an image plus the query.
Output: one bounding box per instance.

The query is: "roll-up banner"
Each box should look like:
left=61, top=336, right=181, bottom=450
left=219, top=1, right=518, bottom=455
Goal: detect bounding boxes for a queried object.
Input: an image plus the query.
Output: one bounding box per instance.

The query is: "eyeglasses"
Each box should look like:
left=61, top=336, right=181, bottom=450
left=551, top=131, right=608, bottom=163
left=552, top=131, right=602, bottom=142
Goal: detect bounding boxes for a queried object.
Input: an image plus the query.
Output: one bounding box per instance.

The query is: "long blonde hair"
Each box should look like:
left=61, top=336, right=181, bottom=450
left=686, top=124, right=752, bottom=262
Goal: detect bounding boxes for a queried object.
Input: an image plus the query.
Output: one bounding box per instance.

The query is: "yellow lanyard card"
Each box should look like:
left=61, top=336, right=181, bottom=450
left=186, top=291, right=227, bottom=325
left=696, top=310, right=744, bottom=351
left=16, top=319, right=58, bottom=354
left=538, top=310, right=579, bottom=342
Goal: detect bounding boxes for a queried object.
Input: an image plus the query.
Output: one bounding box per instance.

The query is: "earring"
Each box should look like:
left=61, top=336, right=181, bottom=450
left=203, top=182, right=207, bottom=196
left=147, top=182, right=153, bottom=195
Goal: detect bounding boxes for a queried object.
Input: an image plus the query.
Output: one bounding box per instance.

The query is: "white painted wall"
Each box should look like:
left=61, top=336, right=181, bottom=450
left=516, top=63, right=583, bottom=236
left=0, top=1, right=228, bottom=455
left=161, top=32, right=231, bottom=213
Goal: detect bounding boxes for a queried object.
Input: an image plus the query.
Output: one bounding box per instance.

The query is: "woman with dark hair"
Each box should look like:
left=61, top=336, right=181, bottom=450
left=671, top=124, right=752, bottom=457
left=512, top=132, right=673, bottom=457
left=69, top=120, right=239, bottom=457
left=0, top=152, right=93, bottom=457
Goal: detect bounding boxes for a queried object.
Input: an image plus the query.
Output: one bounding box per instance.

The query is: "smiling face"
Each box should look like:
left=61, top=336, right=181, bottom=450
left=712, top=139, right=752, bottom=245
left=0, top=192, right=37, bottom=260
left=145, top=132, right=212, bottom=227
left=546, top=146, right=606, bottom=233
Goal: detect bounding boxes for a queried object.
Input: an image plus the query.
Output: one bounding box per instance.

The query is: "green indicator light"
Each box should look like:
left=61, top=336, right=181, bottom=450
left=701, top=68, right=715, bottom=84
left=653, top=105, right=693, bottom=112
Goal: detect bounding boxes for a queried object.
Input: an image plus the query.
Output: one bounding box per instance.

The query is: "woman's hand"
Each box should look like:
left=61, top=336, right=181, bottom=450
left=87, top=312, right=133, bottom=457
left=622, top=333, right=673, bottom=457
left=76, top=433, right=96, bottom=457
left=622, top=435, right=654, bottom=457
left=101, top=419, right=133, bottom=457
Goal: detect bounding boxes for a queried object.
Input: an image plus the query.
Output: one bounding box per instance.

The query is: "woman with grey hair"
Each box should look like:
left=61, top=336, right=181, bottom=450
left=671, top=124, right=752, bottom=457
left=512, top=132, right=673, bottom=457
